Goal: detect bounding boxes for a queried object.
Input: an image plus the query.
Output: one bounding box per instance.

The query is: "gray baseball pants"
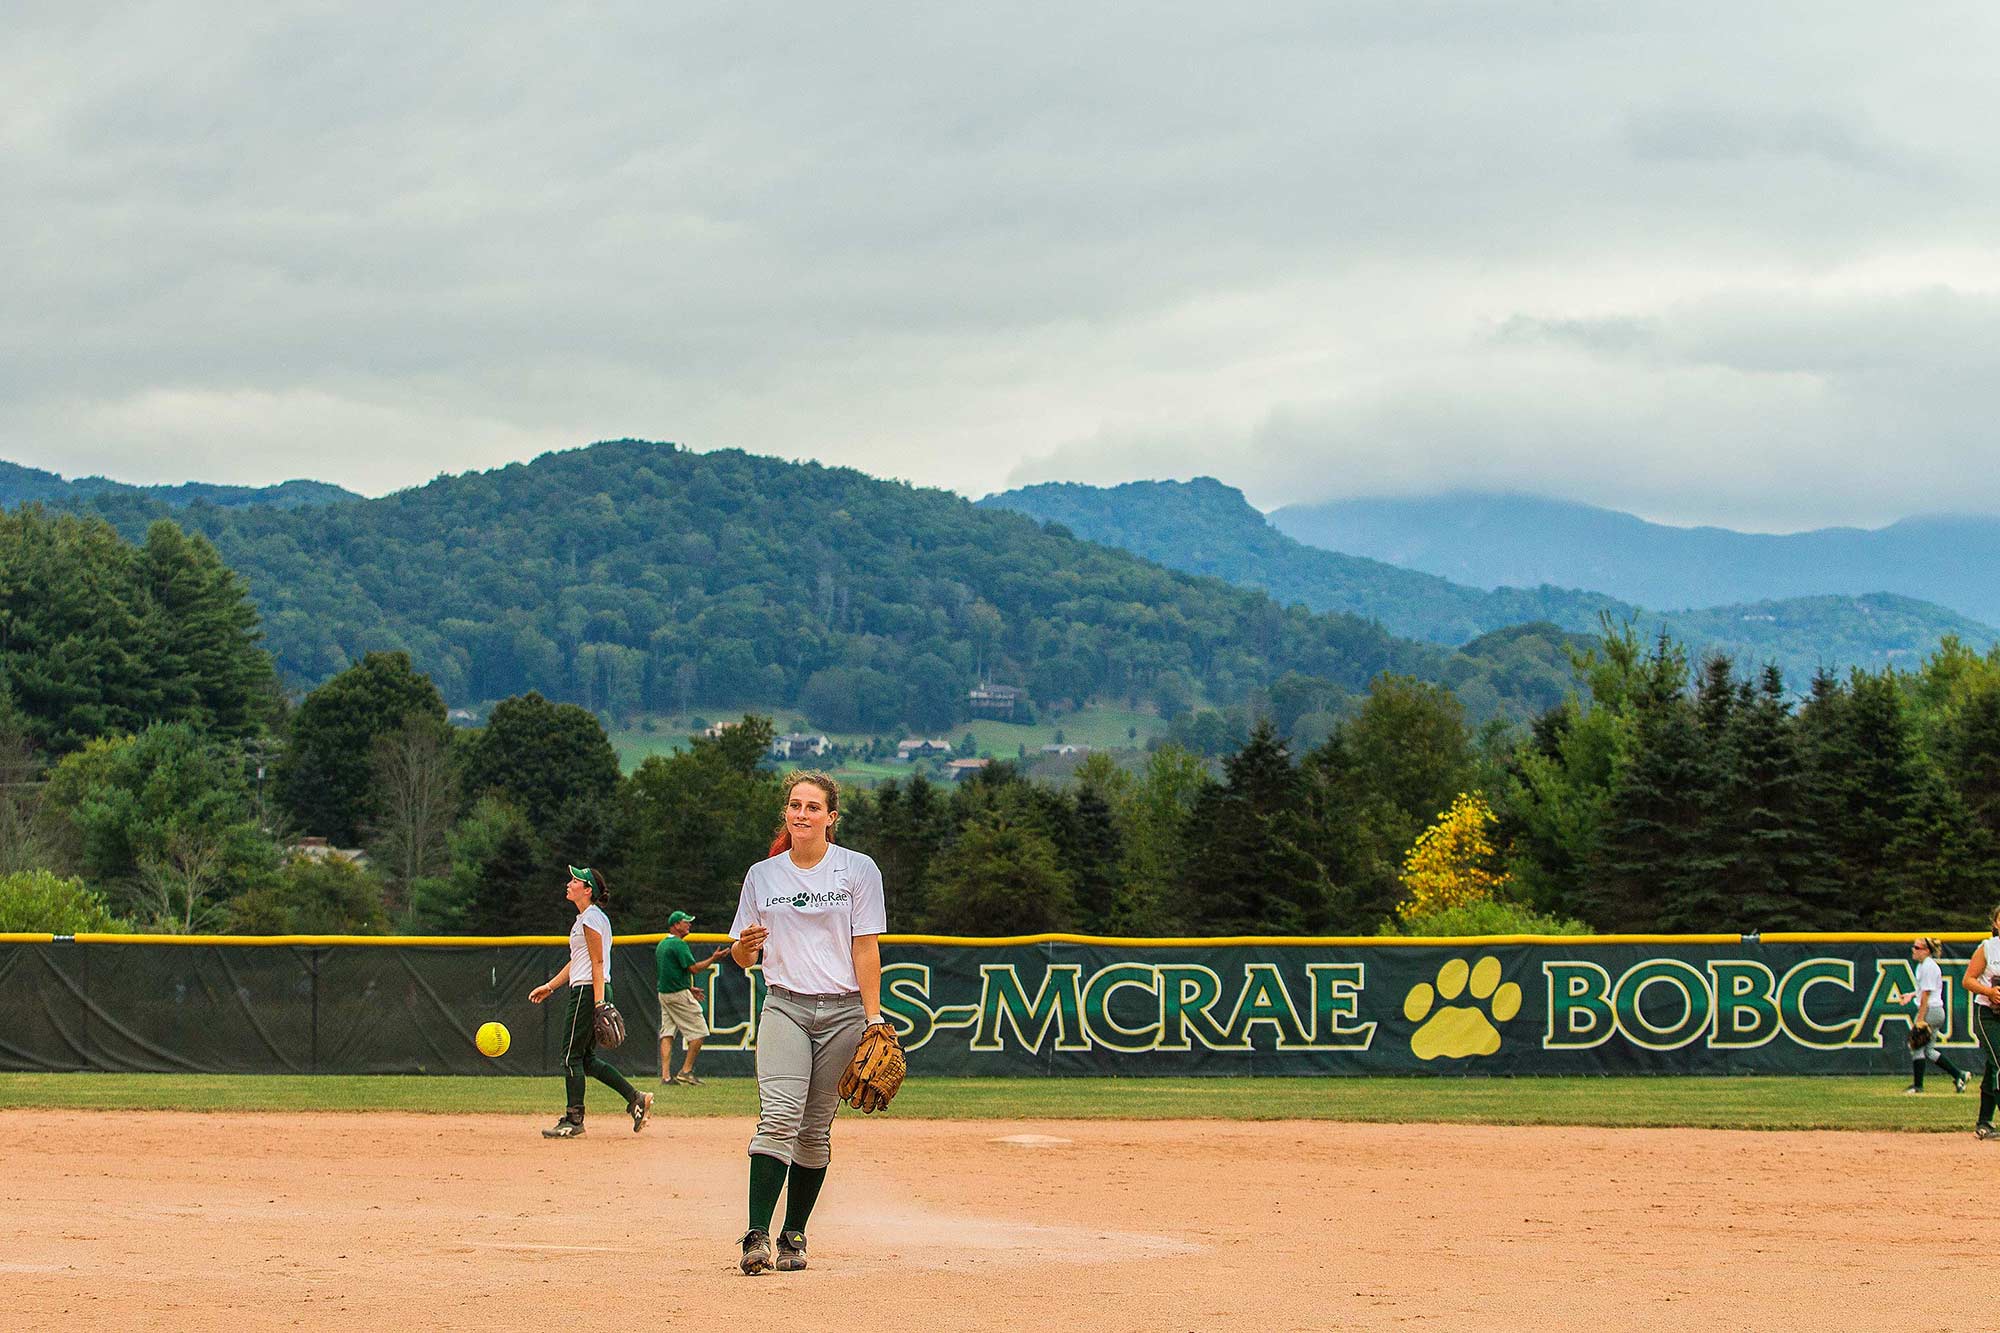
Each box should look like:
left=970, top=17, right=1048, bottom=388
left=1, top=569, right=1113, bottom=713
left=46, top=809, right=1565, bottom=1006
left=749, top=986, right=866, bottom=1169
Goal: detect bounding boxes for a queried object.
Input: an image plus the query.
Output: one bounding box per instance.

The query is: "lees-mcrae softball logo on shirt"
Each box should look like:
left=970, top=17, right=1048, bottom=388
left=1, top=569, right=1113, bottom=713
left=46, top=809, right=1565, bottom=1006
left=772, top=887, right=853, bottom=910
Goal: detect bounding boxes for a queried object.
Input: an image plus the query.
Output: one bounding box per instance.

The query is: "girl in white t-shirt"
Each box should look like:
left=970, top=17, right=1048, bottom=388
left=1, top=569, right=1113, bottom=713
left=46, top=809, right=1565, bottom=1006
left=728, top=770, right=887, bottom=1276
left=1892, top=937, right=1966, bottom=1095
left=528, top=866, right=653, bottom=1138
left=1962, top=906, right=2000, bottom=1138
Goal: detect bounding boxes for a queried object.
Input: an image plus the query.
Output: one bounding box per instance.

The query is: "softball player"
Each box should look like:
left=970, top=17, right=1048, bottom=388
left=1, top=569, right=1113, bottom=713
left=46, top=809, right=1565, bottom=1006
left=1894, top=937, right=1967, bottom=1094
left=1961, top=906, right=2000, bottom=1138
left=529, top=866, right=653, bottom=1138
left=728, top=771, right=887, bottom=1275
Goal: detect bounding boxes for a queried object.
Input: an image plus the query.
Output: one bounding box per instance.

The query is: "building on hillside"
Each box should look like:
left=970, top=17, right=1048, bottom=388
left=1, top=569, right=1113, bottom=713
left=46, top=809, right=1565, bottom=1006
left=771, top=732, right=831, bottom=760
left=702, top=721, right=739, bottom=739
left=896, top=737, right=953, bottom=761
left=945, top=758, right=990, bottom=782
left=287, top=836, right=368, bottom=868
left=967, top=683, right=1025, bottom=718
left=1040, top=743, right=1086, bottom=756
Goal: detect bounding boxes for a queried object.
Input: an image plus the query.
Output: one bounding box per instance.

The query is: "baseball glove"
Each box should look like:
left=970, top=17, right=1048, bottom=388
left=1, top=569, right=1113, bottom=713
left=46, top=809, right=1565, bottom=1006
left=839, top=1021, right=906, bottom=1113
left=594, top=1001, right=627, bottom=1050
left=1908, top=1022, right=1933, bottom=1052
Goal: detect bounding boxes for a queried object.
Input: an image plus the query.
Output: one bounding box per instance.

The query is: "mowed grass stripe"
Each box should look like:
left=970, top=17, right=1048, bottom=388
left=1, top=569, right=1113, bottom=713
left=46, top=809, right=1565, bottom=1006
left=0, top=1073, right=1985, bottom=1132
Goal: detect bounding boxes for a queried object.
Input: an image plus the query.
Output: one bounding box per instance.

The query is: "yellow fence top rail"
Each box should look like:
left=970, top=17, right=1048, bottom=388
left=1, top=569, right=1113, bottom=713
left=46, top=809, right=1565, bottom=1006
left=11, top=929, right=1984, bottom=947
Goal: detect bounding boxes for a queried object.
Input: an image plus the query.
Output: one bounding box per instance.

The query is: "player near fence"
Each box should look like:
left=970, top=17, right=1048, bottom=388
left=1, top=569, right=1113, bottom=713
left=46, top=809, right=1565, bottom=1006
left=1961, top=906, right=2000, bottom=1138
left=728, top=770, right=886, bottom=1275
left=656, top=909, right=730, bottom=1086
left=1891, top=936, right=1967, bottom=1095
left=529, top=866, right=653, bottom=1138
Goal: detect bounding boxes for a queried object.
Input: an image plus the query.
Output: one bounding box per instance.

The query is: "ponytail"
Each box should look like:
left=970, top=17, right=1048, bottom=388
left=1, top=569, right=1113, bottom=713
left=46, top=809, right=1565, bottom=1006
left=769, top=826, right=791, bottom=858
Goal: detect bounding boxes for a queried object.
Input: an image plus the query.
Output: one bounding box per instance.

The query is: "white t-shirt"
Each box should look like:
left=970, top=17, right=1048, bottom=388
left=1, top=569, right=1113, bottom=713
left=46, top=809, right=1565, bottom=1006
left=730, top=844, right=887, bottom=995
left=569, top=905, right=612, bottom=986
left=1913, top=957, right=1944, bottom=1011
left=1981, top=936, right=2000, bottom=1009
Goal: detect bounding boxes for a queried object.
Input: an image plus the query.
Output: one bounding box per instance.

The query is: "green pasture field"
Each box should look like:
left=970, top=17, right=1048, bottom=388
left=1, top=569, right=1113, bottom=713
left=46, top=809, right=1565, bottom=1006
left=0, top=1073, right=1984, bottom=1133
left=607, top=705, right=1169, bottom=775
left=962, top=707, right=1166, bottom=755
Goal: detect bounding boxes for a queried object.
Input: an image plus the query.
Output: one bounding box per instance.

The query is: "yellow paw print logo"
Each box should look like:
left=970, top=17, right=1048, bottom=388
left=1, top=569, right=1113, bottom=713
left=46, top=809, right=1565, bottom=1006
left=1404, top=956, right=1522, bottom=1060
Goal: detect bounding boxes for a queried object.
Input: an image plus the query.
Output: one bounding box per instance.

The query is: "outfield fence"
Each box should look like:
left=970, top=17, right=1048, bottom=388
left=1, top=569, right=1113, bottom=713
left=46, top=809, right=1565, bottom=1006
left=0, top=932, right=1978, bottom=1076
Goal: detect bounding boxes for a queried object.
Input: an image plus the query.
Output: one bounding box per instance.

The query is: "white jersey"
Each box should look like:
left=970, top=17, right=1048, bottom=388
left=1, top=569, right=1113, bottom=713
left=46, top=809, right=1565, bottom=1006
left=569, top=904, right=612, bottom=985
left=1979, top=936, right=2000, bottom=1009
left=731, top=844, right=887, bottom=995
left=1913, top=957, right=1945, bottom=1011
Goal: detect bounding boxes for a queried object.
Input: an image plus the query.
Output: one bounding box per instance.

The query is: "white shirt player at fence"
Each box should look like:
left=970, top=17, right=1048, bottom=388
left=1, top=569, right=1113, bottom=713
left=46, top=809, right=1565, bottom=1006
left=1913, top=956, right=1944, bottom=1010
left=731, top=845, right=887, bottom=996
left=1982, top=935, right=2000, bottom=1009
left=569, top=904, right=612, bottom=985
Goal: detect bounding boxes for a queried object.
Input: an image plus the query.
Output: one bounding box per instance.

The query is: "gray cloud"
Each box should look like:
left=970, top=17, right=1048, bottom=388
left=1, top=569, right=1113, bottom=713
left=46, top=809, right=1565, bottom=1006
left=4, top=1, right=1999, bottom=522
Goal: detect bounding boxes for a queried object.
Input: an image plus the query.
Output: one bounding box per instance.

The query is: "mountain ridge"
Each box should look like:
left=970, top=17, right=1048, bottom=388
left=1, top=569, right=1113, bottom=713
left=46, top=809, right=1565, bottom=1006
left=0, top=459, right=361, bottom=512
left=1269, top=491, right=2000, bottom=626
left=22, top=440, right=1586, bottom=725
left=980, top=478, right=1998, bottom=686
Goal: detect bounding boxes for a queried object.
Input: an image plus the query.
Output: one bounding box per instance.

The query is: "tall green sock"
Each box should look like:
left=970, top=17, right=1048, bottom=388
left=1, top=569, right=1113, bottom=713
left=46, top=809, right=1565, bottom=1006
left=782, top=1163, right=828, bottom=1234
left=748, top=1152, right=789, bottom=1232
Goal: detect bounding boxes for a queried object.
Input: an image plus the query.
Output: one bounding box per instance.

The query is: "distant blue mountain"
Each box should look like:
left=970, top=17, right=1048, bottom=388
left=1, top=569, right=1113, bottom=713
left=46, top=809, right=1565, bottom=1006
left=1269, top=492, right=2000, bottom=629
left=982, top=478, right=1999, bottom=685
left=0, top=460, right=360, bottom=511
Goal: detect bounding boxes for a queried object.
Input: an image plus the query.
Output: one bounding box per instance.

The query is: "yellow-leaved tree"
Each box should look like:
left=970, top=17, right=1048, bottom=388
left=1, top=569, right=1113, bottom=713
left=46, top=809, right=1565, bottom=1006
left=1395, top=792, right=1508, bottom=922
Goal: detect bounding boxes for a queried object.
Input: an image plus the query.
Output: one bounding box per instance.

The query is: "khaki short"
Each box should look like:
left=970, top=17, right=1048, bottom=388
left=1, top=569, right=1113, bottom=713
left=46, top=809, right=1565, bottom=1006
left=658, top=988, right=709, bottom=1040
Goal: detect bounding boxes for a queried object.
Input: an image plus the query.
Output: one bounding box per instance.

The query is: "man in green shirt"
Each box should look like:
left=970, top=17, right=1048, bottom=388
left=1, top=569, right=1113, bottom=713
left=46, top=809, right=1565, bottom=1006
left=656, top=910, right=729, bottom=1085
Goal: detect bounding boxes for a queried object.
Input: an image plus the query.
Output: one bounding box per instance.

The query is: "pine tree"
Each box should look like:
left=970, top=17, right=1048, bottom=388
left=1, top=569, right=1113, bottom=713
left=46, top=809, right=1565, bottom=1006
left=1587, top=636, right=1706, bottom=932
left=843, top=774, right=950, bottom=926
left=922, top=808, right=1076, bottom=935
left=1713, top=664, right=1843, bottom=929
left=1886, top=768, right=1995, bottom=929
left=138, top=520, right=275, bottom=741
left=1942, top=682, right=2000, bottom=855
left=1184, top=721, right=1327, bottom=932
left=1839, top=671, right=1926, bottom=929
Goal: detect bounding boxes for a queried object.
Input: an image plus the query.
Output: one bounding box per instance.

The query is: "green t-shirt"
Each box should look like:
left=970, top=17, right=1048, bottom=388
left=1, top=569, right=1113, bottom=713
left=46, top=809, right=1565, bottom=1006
left=655, top=935, right=697, bottom=994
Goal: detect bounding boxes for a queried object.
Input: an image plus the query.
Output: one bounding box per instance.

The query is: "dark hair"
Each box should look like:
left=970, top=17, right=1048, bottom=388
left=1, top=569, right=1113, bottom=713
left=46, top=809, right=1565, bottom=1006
left=769, top=770, right=840, bottom=857
left=572, top=866, right=609, bottom=905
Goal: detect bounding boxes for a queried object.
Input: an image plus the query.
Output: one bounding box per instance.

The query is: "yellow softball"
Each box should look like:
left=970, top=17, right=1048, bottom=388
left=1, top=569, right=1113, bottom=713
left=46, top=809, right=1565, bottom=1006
left=475, top=1021, right=511, bottom=1058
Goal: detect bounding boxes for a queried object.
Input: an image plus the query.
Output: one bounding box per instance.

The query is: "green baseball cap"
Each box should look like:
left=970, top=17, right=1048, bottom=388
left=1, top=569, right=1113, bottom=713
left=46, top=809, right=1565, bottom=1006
left=667, top=910, right=695, bottom=926
left=568, top=865, right=600, bottom=893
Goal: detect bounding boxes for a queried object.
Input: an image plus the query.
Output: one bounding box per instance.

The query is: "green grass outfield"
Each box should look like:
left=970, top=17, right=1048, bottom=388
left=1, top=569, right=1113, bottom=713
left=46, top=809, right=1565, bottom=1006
left=0, top=1073, right=1986, bottom=1132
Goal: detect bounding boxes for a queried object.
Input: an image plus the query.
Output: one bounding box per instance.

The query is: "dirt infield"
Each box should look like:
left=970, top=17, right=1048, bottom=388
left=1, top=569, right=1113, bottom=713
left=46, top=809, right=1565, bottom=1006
left=1, top=1109, right=1965, bottom=1331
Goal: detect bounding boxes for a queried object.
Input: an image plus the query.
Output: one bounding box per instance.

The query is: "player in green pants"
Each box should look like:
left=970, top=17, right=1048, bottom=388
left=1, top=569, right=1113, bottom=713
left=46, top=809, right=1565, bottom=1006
left=530, top=866, right=653, bottom=1138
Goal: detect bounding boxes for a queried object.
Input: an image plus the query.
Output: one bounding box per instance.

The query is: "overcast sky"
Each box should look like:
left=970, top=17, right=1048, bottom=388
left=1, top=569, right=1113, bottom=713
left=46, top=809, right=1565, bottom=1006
left=5, top=2, right=1996, bottom=531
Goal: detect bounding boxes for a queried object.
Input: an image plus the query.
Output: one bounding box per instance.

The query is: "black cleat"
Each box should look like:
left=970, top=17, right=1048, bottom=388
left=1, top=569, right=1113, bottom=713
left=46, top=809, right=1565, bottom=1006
left=1976, top=1123, right=1996, bottom=1140
left=775, top=1229, right=807, bottom=1271
left=542, top=1115, right=585, bottom=1139
left=1956, top=1071, right=1970, bottom=1094
left=739, top=1228, right=773, bottom=1275
left=630, top=1091, right=653, bottom=1132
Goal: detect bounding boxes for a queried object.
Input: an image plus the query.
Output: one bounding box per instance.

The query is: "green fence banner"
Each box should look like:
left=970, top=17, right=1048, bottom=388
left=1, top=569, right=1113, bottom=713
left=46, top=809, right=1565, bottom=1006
left=0, top=938, right=1974, bottom=1077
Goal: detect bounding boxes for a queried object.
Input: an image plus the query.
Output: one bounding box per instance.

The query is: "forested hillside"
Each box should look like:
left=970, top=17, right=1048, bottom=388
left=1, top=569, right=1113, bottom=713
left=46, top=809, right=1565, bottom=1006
left=984, top=479, right=1998, bottom=685
left=47, top=440, right=1578, bottom=724
left=11, top=499, right=2000, bottom=942
left=0, top=461, right=358, bottom=512
left=1271, top=491, right=2000, bottom=628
